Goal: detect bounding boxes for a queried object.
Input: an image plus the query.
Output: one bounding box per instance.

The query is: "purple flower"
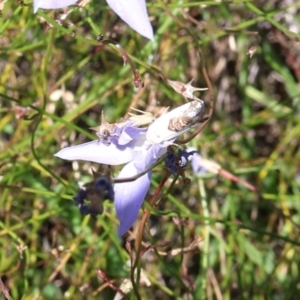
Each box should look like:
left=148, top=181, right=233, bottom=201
left=188, top=150, right=207, bottom=175
left=55, top=122, right=166, bottom=236
left=187, top=147, right=220, bottom=175
left=33, top=0, right=154, bottom=40
left=33, top=0, right=77, bottom=12
left=55, top=101, right=205, bottom=235
left=106, top=0, right=153, bottom=40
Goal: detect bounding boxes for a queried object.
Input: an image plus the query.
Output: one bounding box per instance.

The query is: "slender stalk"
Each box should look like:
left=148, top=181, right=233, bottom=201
left=194, top=178, right=210, bottom=299
left=131, top=172, right=170, bottom=299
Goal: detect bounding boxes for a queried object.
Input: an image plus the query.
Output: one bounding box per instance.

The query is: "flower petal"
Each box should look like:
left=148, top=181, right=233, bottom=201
left=106, top=0, right=154, bottom=40
left=34, top=0, right=77, bottom=13
left=146, top=143, right=169, bottom=165
left=190, top=152, right=206, bottom=174
left=118, top=126, right=147, bottom=146
left=114, top=161, right=151, bottom=236
left=190, top=153, right=220, bottom=175
left=54, top=140, right=136, bottom=165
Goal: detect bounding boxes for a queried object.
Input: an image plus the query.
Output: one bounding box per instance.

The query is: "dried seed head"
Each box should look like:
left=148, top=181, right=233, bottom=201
left=90, top=111, right=123, bottom=145
left=166, top=78, right=208, bottom=102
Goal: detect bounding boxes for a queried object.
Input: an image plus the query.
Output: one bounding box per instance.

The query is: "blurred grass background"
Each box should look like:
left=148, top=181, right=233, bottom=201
left=1, top=0, right=300, bottom=299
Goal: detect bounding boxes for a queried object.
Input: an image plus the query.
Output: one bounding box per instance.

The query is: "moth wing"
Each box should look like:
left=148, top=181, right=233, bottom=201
left=146, top=102, right=196, bottom=144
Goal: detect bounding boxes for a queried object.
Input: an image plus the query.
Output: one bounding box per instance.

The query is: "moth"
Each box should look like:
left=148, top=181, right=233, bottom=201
left=146, top=100, right=206, bottom=145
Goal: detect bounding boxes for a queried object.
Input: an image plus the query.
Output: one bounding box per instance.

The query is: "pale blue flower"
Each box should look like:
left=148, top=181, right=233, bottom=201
left=187, top=147, right=218, bottom=175
left=55, top=101, right=205, bottom=235
left=34, top=0, right=77, bottom=12
left=106, top=0, right=153, bottom=40
left=55, top=122, right=167, bottom=236
left=33, top=0, right=154, bottom=40
left=189, top=150, right=207, bottom=175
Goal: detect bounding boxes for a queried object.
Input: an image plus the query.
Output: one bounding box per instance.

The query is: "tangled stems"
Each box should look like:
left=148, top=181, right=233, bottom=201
left=130, top=171, right=171, bottom=299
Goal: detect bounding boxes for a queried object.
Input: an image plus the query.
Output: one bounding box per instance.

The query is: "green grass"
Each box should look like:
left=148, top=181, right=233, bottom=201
left=1, top=0, right=300, bottom=299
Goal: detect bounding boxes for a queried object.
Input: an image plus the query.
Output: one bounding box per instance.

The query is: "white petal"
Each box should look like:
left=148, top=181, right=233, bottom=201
left=106, top=0, right=154, bottom=40
left=34, top=0, right=77, bottom=13
left=114, top=161, right=151, bottom=236
left=54, top=140, right=136, bottom=165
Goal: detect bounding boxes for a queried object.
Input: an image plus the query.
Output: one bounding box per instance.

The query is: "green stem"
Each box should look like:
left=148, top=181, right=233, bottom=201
left=195, top=178, right=210, bottom=299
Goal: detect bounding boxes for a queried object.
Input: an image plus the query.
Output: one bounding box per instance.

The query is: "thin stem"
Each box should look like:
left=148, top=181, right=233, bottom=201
left=101, top=38, right=144, bottom=89
left=156, top=0, right=214, bottom=145
left=130, top=172, right=171, bottom=298
left=195, top=178, right=210, bottom=299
